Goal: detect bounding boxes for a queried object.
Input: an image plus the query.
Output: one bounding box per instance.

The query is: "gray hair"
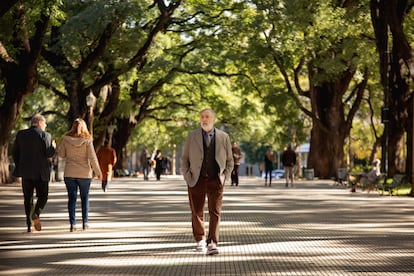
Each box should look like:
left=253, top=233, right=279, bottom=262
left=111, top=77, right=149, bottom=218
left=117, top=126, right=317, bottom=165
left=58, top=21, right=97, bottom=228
left=200, top=108, right=216, bottom=118
left=31, top=114, right=46, bottom=125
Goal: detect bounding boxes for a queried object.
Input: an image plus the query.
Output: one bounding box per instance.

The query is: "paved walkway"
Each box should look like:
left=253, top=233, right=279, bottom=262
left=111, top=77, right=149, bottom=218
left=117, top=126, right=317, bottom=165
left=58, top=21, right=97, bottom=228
left=1, top=176, right=414, bottom=275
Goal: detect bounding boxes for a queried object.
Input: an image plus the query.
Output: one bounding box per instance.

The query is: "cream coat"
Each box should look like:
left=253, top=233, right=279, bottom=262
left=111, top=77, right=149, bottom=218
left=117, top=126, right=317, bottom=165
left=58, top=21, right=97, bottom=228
left=181, top=128, right=234, bottom=187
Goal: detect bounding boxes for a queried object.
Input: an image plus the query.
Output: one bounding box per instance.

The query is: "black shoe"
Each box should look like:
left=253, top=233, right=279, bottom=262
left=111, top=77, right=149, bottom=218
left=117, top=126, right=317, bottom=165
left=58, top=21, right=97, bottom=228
left=70, top=224, right=76, bottom=232
left=83, top=223, right=89, bottom=230
left=27, top=226, right=32, bottom=232
left=102, top=182, right=107, bottom=192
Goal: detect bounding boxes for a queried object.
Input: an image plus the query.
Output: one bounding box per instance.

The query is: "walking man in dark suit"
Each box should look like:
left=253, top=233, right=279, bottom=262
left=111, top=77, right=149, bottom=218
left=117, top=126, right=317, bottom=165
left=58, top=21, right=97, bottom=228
left=12, top=114, right=56, bottom=232
left=181, top=108, right=234, bottom=255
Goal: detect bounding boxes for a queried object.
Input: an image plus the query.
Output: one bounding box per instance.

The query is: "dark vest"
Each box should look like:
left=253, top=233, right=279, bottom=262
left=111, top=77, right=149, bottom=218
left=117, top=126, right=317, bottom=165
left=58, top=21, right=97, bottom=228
left=201, top=134, right=219, bottom=179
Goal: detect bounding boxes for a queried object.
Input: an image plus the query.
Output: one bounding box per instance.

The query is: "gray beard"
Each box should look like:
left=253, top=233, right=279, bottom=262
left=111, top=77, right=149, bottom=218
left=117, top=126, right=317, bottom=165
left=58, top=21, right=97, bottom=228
left=201, top=124, right=213, bottom=132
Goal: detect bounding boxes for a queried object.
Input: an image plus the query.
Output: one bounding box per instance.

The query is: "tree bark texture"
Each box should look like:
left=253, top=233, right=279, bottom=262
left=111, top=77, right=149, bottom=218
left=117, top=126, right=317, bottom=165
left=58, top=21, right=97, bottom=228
left=370, top=0, right=414, bottom=186
left=307, top=82, right=349, bottom=178
left=0, top=6, right=49, bottom=184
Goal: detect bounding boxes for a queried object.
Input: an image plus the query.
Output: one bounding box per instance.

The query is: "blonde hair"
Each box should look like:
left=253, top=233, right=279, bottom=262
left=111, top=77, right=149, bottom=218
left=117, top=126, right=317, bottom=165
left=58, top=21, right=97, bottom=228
left=67, top=118, right=91, bottom=139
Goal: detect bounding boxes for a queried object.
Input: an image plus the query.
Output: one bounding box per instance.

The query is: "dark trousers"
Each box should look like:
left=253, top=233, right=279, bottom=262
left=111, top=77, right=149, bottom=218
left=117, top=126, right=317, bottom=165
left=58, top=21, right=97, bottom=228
left=231, top=164, right=240, bottom=185
left=265, top=169, right=273, bottom=184
left=22, top=179, right=49, bottom=227
left=155, top=169, right=162, bottom=180
left=188, top=177, right=223, bottom=245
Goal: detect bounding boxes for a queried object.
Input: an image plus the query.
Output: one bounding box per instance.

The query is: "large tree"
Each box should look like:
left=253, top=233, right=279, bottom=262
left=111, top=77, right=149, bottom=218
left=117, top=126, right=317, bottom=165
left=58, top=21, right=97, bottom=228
left=82, top=0, right=259, bottom=169
left=370, top=0, right=414, bottom=188
left=0, top=1, right=58, bottom=183
left=42, top=0, right=179, bottom=127
left=239, top=0, right=376, bottom=178
left=2, top=0, right=396, bottom=183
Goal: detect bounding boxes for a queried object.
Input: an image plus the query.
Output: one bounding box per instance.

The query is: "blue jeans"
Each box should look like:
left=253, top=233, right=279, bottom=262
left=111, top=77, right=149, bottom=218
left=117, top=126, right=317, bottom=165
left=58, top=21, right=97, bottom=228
left=64, top=177, right=91, bottom=225
left=142, top=166, right=149, bottom=180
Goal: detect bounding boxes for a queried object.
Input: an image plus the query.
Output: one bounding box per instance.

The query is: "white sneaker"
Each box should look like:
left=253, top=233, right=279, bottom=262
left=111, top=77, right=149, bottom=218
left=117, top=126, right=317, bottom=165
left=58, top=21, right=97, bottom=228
left=196, top=240, right=206, bottom=252
left=207, top=242, right=219, bottom=255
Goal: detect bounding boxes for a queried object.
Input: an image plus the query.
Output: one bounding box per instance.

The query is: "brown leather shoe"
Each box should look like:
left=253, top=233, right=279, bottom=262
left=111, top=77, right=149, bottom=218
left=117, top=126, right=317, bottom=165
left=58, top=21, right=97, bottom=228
left=32, top=214, right=41, bottom=231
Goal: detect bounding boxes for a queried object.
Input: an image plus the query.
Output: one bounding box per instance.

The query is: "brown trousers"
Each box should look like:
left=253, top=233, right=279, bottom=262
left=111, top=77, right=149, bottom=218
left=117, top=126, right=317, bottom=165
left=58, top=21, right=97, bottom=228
left=188, top=177, right=223, bottom=244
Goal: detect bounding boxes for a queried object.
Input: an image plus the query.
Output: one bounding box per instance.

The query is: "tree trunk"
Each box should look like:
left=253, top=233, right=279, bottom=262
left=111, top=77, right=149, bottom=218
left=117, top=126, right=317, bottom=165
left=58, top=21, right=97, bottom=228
left=387, top=54, right=408, bottom=176
left=94, top=80, right=121, bottom=150
left=308, top=124, right=347, bottom=179
left=0, top=74, right=25, bottom=183
left=408, top=95, right=414, bottom=196
left=0, top=6, right=49, bottom=184
left=112, top=118, right=136, bottom=171
left=386, top=30, right=410, bottom=176
left=371, top=0, right=414, bottom=186
left=0, top=109, right=20, bottom=183
left=307, top=83, right=349, bottom=178
left=0, top=73, right=36, bottom=183
left=0, top=64, right=37, bottom=183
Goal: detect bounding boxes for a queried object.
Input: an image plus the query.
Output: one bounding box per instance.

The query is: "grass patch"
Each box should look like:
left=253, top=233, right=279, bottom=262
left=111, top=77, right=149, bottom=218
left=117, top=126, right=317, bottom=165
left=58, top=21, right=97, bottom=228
left=380, top=183, right=412, bottom=196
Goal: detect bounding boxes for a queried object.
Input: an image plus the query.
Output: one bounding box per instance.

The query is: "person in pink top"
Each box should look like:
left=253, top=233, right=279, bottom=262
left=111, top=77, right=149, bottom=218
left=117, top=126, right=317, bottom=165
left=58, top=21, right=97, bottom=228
left=58, top=118, right=102, bottom=232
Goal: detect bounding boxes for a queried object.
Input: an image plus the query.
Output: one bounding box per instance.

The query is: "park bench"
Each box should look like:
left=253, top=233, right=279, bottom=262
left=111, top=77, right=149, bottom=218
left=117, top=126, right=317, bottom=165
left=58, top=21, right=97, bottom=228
left=359, top=173, right=386, bottom=193
left=347, top=171, right=385, bottom=193
left=335, top=168, right=349, bottom=186
left=377, top=174, right=407, bottom=195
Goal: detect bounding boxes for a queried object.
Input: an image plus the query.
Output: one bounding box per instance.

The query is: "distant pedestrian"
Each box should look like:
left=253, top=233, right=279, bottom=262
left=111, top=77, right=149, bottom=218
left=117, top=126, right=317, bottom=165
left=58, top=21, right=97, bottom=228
left=231, top=142, right=243, bottom=186
left=97, top=140, right=117, bottom=192
left=140, top=148, right=151, bottom=180
left=50, top=152, right=58, bottom=182
left=12, top=114, right=56, bottom=232
left=281, top=144, right=297, bottom=188
left=264, top=146, right=275, bottom=186
left=58, top=118, right=102, bottom=232
left=181, top=108, right=233, bottom=255
left=154, top=150, right=164, bottom=180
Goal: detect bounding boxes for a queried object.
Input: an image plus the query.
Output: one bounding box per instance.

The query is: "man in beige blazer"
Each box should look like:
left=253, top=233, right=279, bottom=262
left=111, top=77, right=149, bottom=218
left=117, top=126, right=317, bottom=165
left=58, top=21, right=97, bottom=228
left=181, top=108, right=234, bottom=255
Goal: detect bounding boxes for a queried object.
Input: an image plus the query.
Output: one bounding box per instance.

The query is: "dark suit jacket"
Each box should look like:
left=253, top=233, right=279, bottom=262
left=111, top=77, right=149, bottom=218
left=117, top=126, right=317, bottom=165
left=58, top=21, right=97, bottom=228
left=181, top=127, right=234, bottom=187
left=12, top=126, right=55, bottom=181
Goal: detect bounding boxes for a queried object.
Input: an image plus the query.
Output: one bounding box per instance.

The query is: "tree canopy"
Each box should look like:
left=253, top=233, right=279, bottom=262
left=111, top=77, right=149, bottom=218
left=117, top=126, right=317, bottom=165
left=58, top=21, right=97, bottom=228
left=1, top=0, right=413, bottom=184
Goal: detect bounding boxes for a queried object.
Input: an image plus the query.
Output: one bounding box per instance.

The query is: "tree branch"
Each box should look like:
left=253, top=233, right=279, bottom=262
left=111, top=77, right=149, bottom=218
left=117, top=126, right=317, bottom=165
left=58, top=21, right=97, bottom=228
left=78, top=16, right=120, bottom=74
left=37, top=78, right=68, bottom=101
left=89, top=1, right=181, bottom=92
left=0, top=0, right=18, bottom=17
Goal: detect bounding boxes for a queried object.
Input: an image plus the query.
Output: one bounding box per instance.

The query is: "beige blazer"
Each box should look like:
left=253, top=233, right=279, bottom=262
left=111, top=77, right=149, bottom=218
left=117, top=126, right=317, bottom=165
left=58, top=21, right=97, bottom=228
left=181, top=128, right=234, bottom=187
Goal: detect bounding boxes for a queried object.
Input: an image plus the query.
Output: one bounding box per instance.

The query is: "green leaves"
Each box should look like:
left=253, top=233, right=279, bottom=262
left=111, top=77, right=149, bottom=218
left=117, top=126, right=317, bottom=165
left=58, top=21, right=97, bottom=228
left=3, top=0, right=385, bottom=168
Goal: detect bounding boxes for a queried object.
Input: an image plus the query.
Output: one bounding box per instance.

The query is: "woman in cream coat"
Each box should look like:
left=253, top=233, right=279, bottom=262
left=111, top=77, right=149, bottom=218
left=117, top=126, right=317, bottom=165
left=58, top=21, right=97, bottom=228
left=58, top=118, right=102, bottom=232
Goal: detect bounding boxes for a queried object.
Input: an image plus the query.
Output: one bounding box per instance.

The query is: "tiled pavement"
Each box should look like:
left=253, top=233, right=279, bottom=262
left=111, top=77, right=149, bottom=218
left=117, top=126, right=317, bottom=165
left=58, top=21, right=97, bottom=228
left=1, top=175, right=414, bottom=276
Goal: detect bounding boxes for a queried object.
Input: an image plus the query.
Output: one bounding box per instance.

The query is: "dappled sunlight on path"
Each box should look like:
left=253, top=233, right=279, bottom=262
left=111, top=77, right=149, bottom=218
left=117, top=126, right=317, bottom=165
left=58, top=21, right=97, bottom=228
left=1, top=176, right=413, bottom=275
